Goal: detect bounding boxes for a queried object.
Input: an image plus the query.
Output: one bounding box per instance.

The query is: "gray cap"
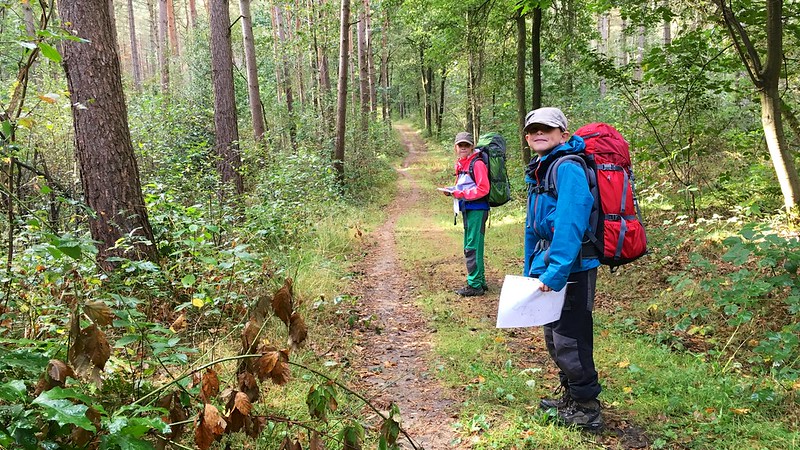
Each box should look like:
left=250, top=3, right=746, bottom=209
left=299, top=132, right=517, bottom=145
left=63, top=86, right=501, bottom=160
left=524, top=107, right=568, bottom=132
left=454, top=132, right=474, bottom=145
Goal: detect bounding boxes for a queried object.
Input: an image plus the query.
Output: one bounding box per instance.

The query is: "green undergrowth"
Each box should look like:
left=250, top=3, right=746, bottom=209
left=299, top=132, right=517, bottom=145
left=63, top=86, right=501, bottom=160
left=391, top=129, right=800, bottom=449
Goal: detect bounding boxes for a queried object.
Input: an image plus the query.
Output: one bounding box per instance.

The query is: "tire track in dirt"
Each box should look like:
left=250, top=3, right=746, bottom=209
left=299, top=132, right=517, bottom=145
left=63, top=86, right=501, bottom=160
left=349, top=124, right=468, bottom=450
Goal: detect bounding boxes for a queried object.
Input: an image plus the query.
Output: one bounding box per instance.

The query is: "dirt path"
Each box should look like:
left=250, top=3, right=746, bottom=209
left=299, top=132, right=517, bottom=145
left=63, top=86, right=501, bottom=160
left=349, top=124, right=468, bottom=450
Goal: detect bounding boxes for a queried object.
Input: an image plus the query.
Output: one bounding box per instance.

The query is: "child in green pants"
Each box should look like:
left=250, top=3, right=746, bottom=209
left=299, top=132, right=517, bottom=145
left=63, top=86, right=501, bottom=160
left=440, top=132, right=490, bottom=296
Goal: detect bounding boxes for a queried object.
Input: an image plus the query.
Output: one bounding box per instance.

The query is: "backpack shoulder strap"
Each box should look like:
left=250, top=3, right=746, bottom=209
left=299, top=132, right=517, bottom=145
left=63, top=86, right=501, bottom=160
left=467, top=151, right=488, bottom=181
left=544, top=154, right=590, bottom=198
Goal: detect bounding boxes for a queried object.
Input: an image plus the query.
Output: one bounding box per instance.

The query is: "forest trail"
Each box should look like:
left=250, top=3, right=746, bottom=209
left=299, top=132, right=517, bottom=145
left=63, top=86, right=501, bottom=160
left=348, top=124, right=468, bottom=450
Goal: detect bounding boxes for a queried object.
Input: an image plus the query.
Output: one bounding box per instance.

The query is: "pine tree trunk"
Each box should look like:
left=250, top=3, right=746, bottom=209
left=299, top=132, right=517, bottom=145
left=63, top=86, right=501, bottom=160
left=166, top=0, right=180, bottom=57
left=58, top=0, right=157, bottom=268
left=158, top=0, right=170, bottom=96
left=274, top=5, right=297, bottom=150
left=357, top=7, right=370, bottom=133
left=239, top=0, right=266, bottom=142
left=128, top=0, right=142, bottom=91
left=189, top=0, right=198, bottom=29
left=380, top=11, right=390, bottom=124
left=333, top=0, right=350, bottom=180
left=209, top=0, right=243, bottom=195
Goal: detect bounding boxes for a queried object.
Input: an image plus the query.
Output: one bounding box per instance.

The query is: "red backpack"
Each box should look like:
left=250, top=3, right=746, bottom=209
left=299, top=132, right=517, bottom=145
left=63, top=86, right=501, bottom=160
left=543, top=123, right=648, bottom=268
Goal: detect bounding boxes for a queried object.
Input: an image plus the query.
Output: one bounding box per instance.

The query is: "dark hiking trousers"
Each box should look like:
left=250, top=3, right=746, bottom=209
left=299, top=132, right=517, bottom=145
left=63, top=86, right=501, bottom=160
left=542, top=268, right=601, bottom=401
left=462, top=209, right=488, bottom=289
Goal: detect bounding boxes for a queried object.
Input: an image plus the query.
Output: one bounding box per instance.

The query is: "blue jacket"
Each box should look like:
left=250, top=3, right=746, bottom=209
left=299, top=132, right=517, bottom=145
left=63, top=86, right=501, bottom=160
left=523, top=135, right=600, bottom=291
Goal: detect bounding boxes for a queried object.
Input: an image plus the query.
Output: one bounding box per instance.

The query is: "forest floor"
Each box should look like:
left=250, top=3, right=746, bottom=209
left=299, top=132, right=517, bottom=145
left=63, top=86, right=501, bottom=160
left=346, top=124, right=467, bottom=449
left=344, top=125, right=651, bottom=449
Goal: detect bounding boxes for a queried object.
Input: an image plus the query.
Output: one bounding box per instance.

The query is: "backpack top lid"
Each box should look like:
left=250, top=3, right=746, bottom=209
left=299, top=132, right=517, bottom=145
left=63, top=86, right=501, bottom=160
left=574, top=122, right=630, bottom=167
left=476, top=132, right=506, bottom=153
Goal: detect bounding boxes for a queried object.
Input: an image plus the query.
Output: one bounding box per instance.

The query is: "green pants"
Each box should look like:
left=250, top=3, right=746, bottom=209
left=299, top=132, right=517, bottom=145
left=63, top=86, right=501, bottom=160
left=463, top=209, right=488, bottom=289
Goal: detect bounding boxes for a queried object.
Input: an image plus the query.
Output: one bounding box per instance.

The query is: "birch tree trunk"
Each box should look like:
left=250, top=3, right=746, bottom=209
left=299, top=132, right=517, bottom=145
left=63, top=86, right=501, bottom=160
left=333, top=0, right=350, bottom=180
left=59, top=0, right=157, bottom=268
left=239, top=0, right=266, bottom=142
left=209, top=0, right=243, bottom=195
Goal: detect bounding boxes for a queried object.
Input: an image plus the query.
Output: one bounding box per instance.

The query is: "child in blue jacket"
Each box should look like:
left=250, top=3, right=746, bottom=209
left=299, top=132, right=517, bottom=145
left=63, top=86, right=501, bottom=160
left=523, top=107, right=603, bottom=432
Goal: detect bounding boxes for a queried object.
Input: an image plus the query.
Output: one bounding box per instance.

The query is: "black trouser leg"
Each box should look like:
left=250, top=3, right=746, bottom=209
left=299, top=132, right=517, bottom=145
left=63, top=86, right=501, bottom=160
left=542, top=268, right=600, bottom=401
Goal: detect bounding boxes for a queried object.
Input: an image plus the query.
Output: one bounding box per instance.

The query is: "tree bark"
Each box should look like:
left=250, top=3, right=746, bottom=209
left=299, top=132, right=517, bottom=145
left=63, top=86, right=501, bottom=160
left=716, top=0, right=800, bottom=213
left=436, top=67, right=446, bottom=137
left=531, top=6, right=542, bottom=110
left=166, top=0, right=180, bottom=57
left=364, top=0, right=377, bottom=117
left=209, top=0, right=243, bottom=195
left=516, top=9, right=529, bottom=164
left=274, top=5, right=297, bottom=150
left=128, top=0, right=142, bottom=91
left=599, top=13, right=609, bottom=97
left=158, top=0, right=170, bottom=96
left=189, top=0, right=198, bottom=28
left=380, top=10, right=390, bottom=124
left=357, top=7, right=370, bottom=133
left=334, top=0, right=350, bottom=180
left=239, top=0, right=266, bottom=142
left=58, top=0, right=158, bottom=267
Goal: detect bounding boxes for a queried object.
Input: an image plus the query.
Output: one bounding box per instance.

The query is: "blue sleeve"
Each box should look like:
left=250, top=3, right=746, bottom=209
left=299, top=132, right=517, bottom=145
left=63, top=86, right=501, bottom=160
left=538, top=162, right=593, bottom=290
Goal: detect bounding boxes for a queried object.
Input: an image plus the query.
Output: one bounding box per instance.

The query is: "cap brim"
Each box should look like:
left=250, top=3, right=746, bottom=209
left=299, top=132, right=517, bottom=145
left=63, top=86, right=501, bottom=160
left=524, top=121, right=563, bottom=131
left=455, top=140, right=473, bottom=145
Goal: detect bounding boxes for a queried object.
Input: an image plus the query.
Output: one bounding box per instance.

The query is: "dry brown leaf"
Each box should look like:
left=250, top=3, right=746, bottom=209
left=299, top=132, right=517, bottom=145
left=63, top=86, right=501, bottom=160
left=309, top=431, right=325, bottom=450
left=271, top=278, right=293, bottom=325
left=200, top=369, right=220, bottom=402
left=169, top=314, right=187, bottom=333
left=70, top=405, right=101, bottom=447
left=255, top=351, right=280, bottom=381
left=253, top=294, right=272, bottom=323
left=48, top=359, right=75, bottom=385
left=83, top=301, right=114, bottom=327
left=238, top=372, right=260, bottom=403
left=157, top=392, right=188, bottom=441
left=233, top=391, right=252, bottom=415
left=68, top=325, right=110, bottom=377
left=227, top=408, right=247, bottom=433
left=270, top=350, right=291, bottom=386
left=246, top=415, right=267, bottom=438
left=195, top=404, right=227, bottom=450
left=241, top=318, right=262, bottom=354
left=289, top=312, right=308, bottom=350
left=279, top=436, right=303, bottom=450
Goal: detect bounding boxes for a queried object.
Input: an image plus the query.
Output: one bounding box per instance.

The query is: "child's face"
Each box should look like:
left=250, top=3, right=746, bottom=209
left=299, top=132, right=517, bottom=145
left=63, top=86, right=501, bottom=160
left=525, top=125, right=569, bottom=155
left=455, top=142, right=473, bottom=159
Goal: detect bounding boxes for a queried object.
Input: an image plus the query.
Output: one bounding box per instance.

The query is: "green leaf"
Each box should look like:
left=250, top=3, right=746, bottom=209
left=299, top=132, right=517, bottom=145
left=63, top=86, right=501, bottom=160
left=1, top=120, right=12, bottom=140
left=0, top=380, right=26, bottom=402
left=32, top=393, right=94, bottom=431
left=102, top=433, right=156, bottom=450
left=37, top=42, right=61, bottom=63
left=181, top=274, right=196, bottom=287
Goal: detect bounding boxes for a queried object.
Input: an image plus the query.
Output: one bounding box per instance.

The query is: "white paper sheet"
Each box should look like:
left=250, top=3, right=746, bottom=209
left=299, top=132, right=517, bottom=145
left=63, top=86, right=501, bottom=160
left=496, top=275, right=566, bottom=328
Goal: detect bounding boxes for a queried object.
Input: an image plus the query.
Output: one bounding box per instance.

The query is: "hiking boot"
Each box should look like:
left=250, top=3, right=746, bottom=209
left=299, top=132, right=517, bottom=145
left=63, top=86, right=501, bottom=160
left=558, top=399, right=603, bottom=433
left=455, top=285, right=485, bottom=297
left=539, top=386, right=572, bottom=410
